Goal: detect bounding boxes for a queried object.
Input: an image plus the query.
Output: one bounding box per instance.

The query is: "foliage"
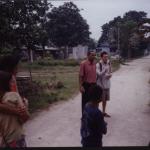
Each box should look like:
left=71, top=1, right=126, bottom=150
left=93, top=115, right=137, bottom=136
left=46, top=2, right=90, bottom=58
left=0, top=1, right=91, bottom=59
left=87, top=38, right=97, bottom=50
left=0, top=0, right=51, bottom=54
left=98, top=10, right=149, bottom=59
left=21, top=58, right=79, bottom=67
left=17, top=64, right=79, bottom=113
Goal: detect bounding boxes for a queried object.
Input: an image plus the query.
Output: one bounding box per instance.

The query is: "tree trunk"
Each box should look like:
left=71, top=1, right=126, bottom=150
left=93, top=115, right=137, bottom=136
left=63, top=46, right=69, bottom=59
left=42, top=45, right=45, bottom=58
left=29, top=49, right=34, bottom=63
left=27, top=48, right=33, bottom=81
left=127, top=46, right=131, bottom=59
left=66, top=46, right=69, bottom=58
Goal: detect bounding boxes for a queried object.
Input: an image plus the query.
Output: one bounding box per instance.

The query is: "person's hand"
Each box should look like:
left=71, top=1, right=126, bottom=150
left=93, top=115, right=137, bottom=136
left=106, top=73, right=112, bottom=79
left=104, top=68, right=108, bottom=73
left=22, top=97, right=29, bottom=108
left=17, top=106, right=30, bottom=123
left=103, top=68, right=108, bottom=75
left=80, top=86, right=85, bottom=93
left=109, top=74, right=112, bottom=78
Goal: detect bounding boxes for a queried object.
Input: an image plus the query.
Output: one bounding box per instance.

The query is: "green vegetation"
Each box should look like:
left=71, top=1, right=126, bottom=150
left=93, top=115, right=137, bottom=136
left=111, top=59, right=120, bottom=72
left=18, top=59, right=120, bottom=113
left=0, top=1, right=91, bottom=60
left=18, top=63, right=79, bottom=112
left=46, top=2, right=90, bottom=58
left=20, top=58, right=80, bottom=70
left=98, top=10, right=150, bottom=59
left=36, top=59, right=79, bottom=67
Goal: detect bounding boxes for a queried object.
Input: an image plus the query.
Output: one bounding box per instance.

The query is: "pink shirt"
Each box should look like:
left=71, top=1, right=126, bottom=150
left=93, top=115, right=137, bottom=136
left=79, top=60, right=96, bottom=83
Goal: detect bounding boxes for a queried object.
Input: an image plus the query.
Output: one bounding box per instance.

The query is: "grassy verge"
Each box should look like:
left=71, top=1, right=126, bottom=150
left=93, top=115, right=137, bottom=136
left=20, top=58, right=79, bottom=70
left=148, top=77, right=150, bottom=107
left=18, top=59, right=120, bottom=113
left=111, top=59, right=120, bottom=72
left=18, top=63, right=79, bottom=112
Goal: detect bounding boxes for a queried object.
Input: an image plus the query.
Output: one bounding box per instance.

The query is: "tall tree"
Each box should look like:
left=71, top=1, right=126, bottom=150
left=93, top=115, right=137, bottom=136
left=0, top=0, right=51, bottom=62
left=98, top=23, right=109, bottom=46
left=119, top=21, right=138, bottom=58
left=123, top=11, right=147, bottom=23
left=87, top=38, right=97, bottom=50
left=98, top=10, right=149, bottom=59
left=46, top=2, right=90, bottom=58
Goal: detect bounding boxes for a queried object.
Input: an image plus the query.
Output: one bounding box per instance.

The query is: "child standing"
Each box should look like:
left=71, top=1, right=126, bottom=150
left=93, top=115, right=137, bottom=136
left=81, top=84, right=107, bottom=147
left=0, top=71, right=28, bottom=147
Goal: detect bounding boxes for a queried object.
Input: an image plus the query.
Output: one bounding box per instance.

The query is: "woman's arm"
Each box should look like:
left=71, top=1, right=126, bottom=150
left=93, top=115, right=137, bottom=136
left=17, top=105, right=30, bottom=123
left=0, top=103, right=29, bottom=123
left=0, top=103, right=19, bottom=115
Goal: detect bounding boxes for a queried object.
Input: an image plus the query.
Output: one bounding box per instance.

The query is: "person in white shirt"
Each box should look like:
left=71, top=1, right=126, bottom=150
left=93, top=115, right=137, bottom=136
left=96, top=51, right=112, bottom=117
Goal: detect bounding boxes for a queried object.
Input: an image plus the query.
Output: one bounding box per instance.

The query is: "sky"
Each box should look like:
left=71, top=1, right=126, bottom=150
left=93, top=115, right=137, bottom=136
left=50, top=0, right=150, bottom=40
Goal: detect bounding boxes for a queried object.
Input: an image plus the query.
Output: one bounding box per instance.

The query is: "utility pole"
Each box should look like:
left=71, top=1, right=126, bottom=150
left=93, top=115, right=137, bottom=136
left=117, top=23, right=120, bottom=56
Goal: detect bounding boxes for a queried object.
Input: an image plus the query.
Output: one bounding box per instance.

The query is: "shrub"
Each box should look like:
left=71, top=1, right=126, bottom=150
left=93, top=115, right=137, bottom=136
left=37, top=59, right=79, bottom=66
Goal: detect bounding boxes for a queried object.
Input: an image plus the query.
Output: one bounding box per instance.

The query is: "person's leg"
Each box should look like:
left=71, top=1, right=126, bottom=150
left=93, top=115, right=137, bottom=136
left=82, top=92, right=86, bottom=114
left=82, top=83, right=89, bottom=114
left=102, top=100, right=106, bottom=114
left=102, top=89, right=106, bottom=114
left=103, top=89, right=110, bottom=117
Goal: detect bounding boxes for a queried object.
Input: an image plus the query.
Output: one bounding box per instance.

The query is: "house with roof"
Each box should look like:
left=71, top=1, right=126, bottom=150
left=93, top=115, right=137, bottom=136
left=69, top=45, right=88, bottom=59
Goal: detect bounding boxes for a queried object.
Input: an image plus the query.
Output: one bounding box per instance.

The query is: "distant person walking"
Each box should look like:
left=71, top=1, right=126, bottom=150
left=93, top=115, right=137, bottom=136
left=79, top=50, right=96, bottom=114
left=96, top=51, right=112, bottom=117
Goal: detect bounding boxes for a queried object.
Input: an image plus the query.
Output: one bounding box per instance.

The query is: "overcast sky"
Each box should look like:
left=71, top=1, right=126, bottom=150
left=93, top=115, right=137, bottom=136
left=50, top=0, right=150, bottom=40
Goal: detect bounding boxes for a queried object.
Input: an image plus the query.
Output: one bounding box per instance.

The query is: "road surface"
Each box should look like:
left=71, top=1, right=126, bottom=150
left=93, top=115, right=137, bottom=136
left=25, top=56, right=150, bottom=146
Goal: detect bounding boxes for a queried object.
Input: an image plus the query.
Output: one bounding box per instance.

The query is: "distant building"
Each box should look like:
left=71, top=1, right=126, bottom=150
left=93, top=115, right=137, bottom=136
left=20, top=45, right=63, bottom=60
left=69, top=45, right=88, bottom=59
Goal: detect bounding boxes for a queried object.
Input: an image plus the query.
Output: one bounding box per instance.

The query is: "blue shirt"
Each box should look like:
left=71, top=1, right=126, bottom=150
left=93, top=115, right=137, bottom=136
left=81, top=103, right=107, bottom=140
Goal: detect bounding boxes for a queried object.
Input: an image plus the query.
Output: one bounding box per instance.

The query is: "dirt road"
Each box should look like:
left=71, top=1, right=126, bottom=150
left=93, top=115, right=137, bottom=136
left=25, top=56, right=150, bottom=147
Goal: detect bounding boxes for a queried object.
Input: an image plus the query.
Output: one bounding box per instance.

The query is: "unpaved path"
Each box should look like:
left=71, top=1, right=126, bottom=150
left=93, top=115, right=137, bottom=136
left=25, top=56, right=150, bottom=147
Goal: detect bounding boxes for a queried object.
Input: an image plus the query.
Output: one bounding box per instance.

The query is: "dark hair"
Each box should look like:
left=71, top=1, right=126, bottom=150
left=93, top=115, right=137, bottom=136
left=88, top=85, right=102, bottom=102
left=0, top=55, right=20, bottom=73
left=0, top=71, right=12, bottom=92
left=101, top=51, right=108, bottom=58
left=87, top=50, right=95, bottom=56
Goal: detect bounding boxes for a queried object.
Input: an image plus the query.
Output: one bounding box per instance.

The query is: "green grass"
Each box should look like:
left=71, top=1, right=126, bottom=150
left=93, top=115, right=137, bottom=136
left=111, top=59, right=120, bottom=72
left=20, top=58, right=79, bottom=70
left=18, top=63, right=79, bottom=112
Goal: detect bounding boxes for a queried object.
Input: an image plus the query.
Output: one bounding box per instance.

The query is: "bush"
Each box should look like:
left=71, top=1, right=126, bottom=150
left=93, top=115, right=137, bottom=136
left=37, top=59, right=79, bottom=66
left=17, top=76, right=65, bottom=113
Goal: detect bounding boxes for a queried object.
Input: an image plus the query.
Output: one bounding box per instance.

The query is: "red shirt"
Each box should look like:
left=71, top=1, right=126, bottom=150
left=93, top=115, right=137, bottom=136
left=79, top=60, right=96, bottom=83
left=10, top=75, right=18, bottom=92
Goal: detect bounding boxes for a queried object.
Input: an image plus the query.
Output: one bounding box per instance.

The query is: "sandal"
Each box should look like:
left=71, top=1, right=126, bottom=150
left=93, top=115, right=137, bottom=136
left=103, top=113, right=111, bottom=117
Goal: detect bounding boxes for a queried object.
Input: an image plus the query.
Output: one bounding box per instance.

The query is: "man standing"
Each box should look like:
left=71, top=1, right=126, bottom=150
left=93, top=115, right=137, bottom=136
left=96, top=51, right=112, bottom=117
left=79, top=50, right=96, bottom=114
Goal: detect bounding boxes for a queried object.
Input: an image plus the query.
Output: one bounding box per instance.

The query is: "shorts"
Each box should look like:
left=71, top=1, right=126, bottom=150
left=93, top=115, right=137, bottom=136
left=102, top=89, right=110, bottom=101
